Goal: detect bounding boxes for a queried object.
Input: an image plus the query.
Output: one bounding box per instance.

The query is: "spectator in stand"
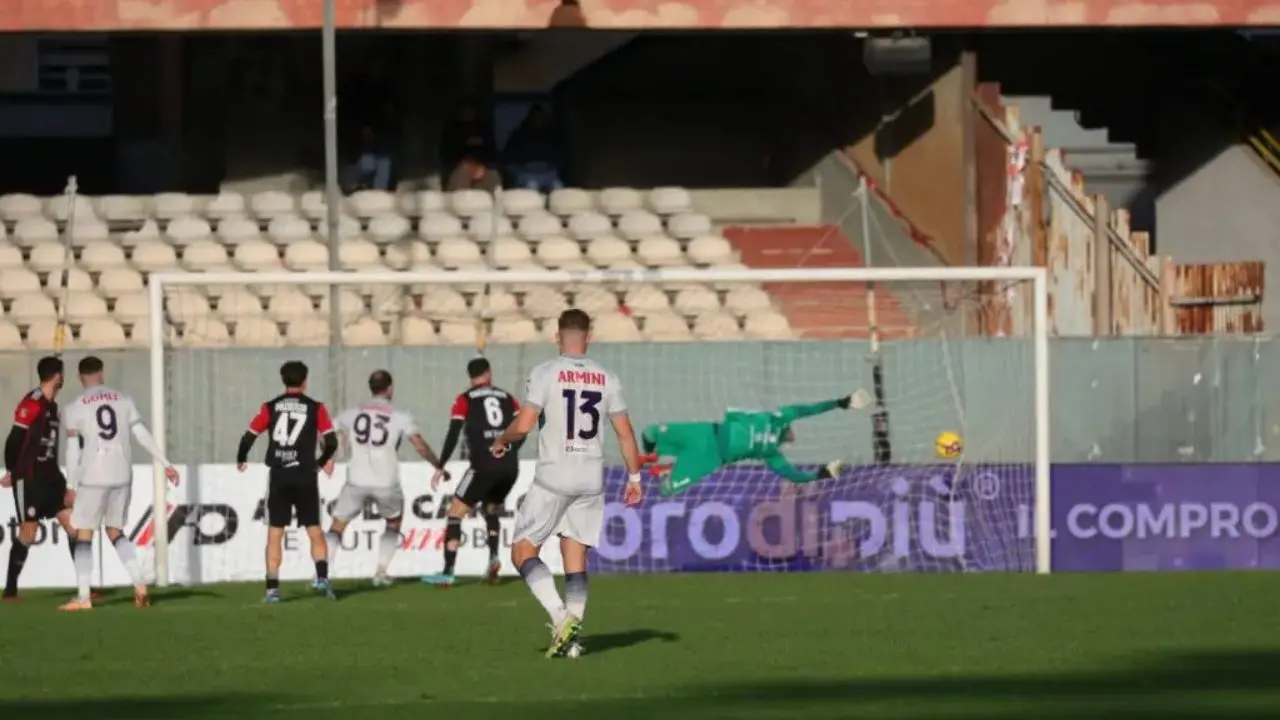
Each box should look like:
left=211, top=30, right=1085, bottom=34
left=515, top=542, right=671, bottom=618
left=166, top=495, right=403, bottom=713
left=440, top=104, right=493, bottom=178
left=343, top=60, right=397, bottom=190
left=353, top=104, right=396, bottom=190
left=503, top=104, right=564, bottom=193
left=447, top=153, right=502, bottom=193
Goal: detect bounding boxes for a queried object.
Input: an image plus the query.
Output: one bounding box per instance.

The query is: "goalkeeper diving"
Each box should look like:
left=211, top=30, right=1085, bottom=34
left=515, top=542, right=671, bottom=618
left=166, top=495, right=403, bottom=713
left=641, top=390, right=870, bottom=496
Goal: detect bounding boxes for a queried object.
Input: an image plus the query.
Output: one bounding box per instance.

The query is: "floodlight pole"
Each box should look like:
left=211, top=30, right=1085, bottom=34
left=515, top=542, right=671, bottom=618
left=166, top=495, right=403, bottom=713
left=322, top=0, right=346, bottom=408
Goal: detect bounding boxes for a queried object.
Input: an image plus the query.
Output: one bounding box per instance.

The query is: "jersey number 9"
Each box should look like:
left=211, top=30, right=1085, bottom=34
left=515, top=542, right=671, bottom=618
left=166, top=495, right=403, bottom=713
left=97, top=405, right=118, bottom=440
left=561, top=389, right=602, bottom=441
left=353, top=413, right=390, bottom=446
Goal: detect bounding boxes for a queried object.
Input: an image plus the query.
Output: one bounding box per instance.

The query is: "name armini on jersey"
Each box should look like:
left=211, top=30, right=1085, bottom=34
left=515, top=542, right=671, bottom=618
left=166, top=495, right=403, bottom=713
left=558, top=370, right=605, bottom=385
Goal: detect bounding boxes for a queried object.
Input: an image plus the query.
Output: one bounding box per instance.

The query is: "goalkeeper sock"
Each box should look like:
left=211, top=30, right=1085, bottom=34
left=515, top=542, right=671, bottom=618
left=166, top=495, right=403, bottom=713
left=518, top=558, right=566, bottom=625
left=564, top=571, right=588, bottom=620
left=443, top=518, right=462, bottom=575
left=112, top=536, right=144, bottom=587
left=74, top=540, right=94, bottom=602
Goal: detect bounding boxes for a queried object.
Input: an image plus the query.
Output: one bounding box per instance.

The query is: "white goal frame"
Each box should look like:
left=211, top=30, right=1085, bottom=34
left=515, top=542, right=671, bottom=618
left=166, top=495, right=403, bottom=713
left=146, top=266, right=1051, bottom=584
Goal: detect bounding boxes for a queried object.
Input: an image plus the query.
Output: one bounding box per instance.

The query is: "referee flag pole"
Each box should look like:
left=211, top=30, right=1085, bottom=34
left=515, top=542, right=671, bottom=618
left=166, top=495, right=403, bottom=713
left=321, top=0, right=346, bottom=410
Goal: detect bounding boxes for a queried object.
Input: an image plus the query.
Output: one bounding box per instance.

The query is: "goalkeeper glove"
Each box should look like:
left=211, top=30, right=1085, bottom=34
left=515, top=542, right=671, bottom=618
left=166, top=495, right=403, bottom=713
left=816, top=460, right=844, bottom=480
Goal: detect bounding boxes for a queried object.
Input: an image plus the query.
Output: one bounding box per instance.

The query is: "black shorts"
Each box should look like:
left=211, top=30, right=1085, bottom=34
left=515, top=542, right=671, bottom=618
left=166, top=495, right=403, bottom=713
left=455, top=466, right=518, bottom=509
left=12, top=469, right=68, bottom=522
left=266, top=468, right=321, bottom=528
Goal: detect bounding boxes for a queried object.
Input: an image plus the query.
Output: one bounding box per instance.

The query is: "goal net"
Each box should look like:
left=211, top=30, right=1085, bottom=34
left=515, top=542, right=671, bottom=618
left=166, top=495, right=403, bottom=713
left=143, top=267, right=1050, bottom=586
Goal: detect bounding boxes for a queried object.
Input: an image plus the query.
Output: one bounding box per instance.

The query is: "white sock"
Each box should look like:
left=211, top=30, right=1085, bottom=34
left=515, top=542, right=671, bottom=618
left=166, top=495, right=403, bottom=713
left=112, top=536, right=143, bottom=587
left=325, top=530, right=341, bottom=565
left=517, top=558, right=566, bottom=625
left=376, top=529, right=400, bottom=576
left=73, top=541, right=93, bottom=602
left=564, top=572, right=588, bottom=620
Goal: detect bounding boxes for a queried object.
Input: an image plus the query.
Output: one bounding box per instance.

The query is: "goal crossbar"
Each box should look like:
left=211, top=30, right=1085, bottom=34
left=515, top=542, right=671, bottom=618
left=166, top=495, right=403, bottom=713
left=146, top=266, right=1051, bottom=583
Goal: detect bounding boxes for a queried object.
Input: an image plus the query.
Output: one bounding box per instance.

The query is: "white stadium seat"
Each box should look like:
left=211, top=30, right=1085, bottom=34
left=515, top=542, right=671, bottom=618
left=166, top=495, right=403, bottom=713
left=339, top=238, right=382, bottom=269
left=673, top=286, right=723, bottom=317
left=643, top=312, right=693, bottom=341
left=344, top=316, right=388, bottom=346
left=348, top=190, right=395, bottom=219
left=692, top=311, right=743, bottom=340
left=79, top=320, right=129, bottom=348
left=399, top=190, right=446, bottom=217
left=0, top=322, right=23, bottom=349
left=617, top=211, right=664, bottom=241
left=250, top=191, right=296, bottom=220
left=166, top=290, right=214, bottom=324
left=45, top=267, right=93, bottom=298
left=724, top=286, right=774, bottom=316
left=318, top=289, right=367, bottom=323
left=131, top=241, right=179, bottom=272
left=621, top=285, right=671, bottom=318
left=466, top=211, right=514, bottom=242
left=521, top=286, right=568, bottom=320
left=472, top=289, right=521, bottom=319
left=0, top=269, right=42, bottom=298
left=490, top=316, right=539, bottom=344
left=285, top=318, right=330, bottom=346
left=215, top=289, right=266, bottom=320
left=234, top=240, right=283, bottom=270
left=593, top=312, right=643, bottom=342
left=152, top=193, right=198, bottom=221
left=534, top=236, right=582, bottom=268
left=383, top=240, right=430, bottom=270
left=47, top=194, right=99, bottom=223
left=27, top=242, right=69, bottom=273
left=434, top=238, right=482, bottom=269
left=64, top=292, right=110, bottom=322
left=0, top=242, right=24, bottom=269
left=98, top=195, right=148, bottom=223
left=283, top=239, right=329, bottom=269
left=420, top=288, right=469, bottom=321
left=648, top=186, right=693, bottom=215
left=686, top=234, right=735, bottom=265
left=566, top=211, right=612, bottom=240
left=232, top=317, right=282, bottom=347
left=516, top=211, right=562, bottom=241
left=397, top=316, right=437, bottom=345
left=584, top=236, right=632, bottom=267
left=169, top=216, right=215, bottom=245
left=488, top=238, right=533, bottom=268
left=598, top=187, right=644, bottom=216
left=79, top=242, right=128, bottom=272
left=0, top=194, right=44, bottom=222
left=668, top=212, right=713, bottom=240
left=204, top=192, right=247, bottom=220
left=437, top=320, right=477, bottom=345
left=744, top=309, right=793, bottom=340
left=26, top=320, right=68, bottom=349
left=96, top=268, right=144, bottom=298
left=216, top=217, right=260, bottom=244
left=317, top=214, right=362, bottom=241
left=66, top=221, right=110, bottom=247
left=120, top=219, right=161, bottom=247
left=548, top=188, right=592, bottom=216
left=267, top=215, right=313, bottom=245
left=112, top=291, right=149, bottom=325
left=9, top=293, right=57, bottom=323
left=450, top=189, right=492, bottom=218
left=636, top=236, right=685, bottom=267
left=182, top=319, right=232, bottom=347
left=571, top=286, right=619, bottom=316
left=182, top=239, right=230, bottom=270
left=419, top=214, right=465, bottom=242
left=367, top=213, right=411, bottom=243
left=298, top=191, right=334, bottom=221
left=266, top=288, right=318, bottom=322
left=500, top=189, right=544, bottom=217
left=13, top=217, right=58, bottom=247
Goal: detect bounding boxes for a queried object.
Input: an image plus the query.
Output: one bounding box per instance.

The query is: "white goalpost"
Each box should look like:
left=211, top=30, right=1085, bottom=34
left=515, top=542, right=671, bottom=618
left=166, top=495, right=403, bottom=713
left=145, top=266, right=1051, bottom=586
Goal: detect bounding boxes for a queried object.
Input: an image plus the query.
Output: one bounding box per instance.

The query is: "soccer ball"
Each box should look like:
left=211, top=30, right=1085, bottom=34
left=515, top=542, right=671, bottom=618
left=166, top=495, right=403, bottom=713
left=935, top=431, right=963, bottom=459
left=564, top=642, right=584, bottom=659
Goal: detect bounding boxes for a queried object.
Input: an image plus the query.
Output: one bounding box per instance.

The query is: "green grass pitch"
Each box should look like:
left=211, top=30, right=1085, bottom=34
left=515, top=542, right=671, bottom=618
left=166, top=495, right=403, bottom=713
left=3, top=572, right=1279, bottom=719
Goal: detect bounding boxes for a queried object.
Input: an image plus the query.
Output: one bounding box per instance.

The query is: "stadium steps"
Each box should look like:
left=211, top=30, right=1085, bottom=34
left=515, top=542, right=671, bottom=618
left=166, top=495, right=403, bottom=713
left=722, top=225, right=916, bottom=340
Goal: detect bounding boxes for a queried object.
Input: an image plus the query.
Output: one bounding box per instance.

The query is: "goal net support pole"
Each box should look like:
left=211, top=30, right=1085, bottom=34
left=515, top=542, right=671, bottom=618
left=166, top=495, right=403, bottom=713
left=146, top=266, right=1051, bottom=585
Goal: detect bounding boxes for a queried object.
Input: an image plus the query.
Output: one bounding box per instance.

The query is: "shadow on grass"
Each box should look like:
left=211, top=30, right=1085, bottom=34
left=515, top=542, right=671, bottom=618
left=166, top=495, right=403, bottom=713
left=586, top=628, right=681, bottom=655
left=96, top=587, right=220, bottom=607
left=0, top=693, right=289, bottom=720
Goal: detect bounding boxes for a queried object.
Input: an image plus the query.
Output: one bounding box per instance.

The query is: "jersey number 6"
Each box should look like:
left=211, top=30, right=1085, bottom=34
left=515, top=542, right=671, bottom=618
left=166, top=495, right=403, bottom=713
left=561, top=389, right=602, bottom=441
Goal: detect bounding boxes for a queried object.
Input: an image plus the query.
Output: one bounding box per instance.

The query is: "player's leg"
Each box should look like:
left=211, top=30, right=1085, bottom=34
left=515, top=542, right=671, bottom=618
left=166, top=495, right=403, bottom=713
left=103, top=486, right=149, bottom=606
left=511, top=485, right=573, bottom=648
left=371, top=485, right=404, bottom=586
left=4, top=479, right=45, bottom=600
left=325, top=484, right=365, bottom=573
left=423, top=470, right=482, bottom=586
left=549, top=493, right=604, bottom=657
left=263, top=472, right=291, bottom=602
left=62, top=486, right=105, bottom=610
left=653, top=424, right=725, bottom=496
left=297, top=473, right=334, bottom=599
left=479, top=470, right=518, bottom=584
left=775, top=396, right=853, bottom=424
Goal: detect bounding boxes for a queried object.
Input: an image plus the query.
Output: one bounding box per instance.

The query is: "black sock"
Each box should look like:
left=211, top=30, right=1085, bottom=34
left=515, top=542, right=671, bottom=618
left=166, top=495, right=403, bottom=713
left=443, top=518, right=462, bottom=575
left=266, top=574, right=279, bottom=591
left=67, top=537, right=77, bottom=561
left=315, top=560, right=329, bottom=581
left=5, top=541, right=31, bottom=596
left=484, top=514, right=500, bottom=558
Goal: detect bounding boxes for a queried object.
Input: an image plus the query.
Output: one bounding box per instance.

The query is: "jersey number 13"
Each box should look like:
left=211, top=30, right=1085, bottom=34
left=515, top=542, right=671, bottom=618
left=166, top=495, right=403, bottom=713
left=561, top=389, right=602, bottom=440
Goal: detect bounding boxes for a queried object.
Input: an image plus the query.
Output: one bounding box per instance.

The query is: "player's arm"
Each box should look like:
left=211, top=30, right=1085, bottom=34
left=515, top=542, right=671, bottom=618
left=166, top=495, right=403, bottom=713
left=763, top=451, right=820, bottom=484
left=64, top=412, right=84, bottom=491
left=604, top=375, right=643, bottom=480
left=494, top=369, right=547, bottom=449
left=315, top=404, right=339, bottom=467
left=400, top=410, right=443, bottom=469
left=437, top=395, right=468, bottom=465
left=125, top=399, right=174, bottom=468
left=236, top=403, right=270, bottom=465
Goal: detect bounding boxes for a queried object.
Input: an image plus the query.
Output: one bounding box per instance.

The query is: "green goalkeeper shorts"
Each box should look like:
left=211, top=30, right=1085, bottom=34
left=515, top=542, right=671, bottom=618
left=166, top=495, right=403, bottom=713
left=648, top=422, right=725, bottom=497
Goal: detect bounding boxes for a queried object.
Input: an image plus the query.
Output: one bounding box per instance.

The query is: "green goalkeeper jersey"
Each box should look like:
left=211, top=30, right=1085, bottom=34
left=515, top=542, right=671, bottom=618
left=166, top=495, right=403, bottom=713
left=718, top=409, right=817, bottom=484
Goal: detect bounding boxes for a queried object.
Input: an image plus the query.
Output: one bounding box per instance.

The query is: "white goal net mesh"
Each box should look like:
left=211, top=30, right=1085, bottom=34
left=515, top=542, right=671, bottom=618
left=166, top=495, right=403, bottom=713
left=149, top=273, right=1039, bottom=584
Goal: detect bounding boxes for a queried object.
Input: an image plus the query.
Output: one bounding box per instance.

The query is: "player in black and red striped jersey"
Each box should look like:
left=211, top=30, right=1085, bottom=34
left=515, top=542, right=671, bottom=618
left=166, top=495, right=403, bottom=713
left=422, top=358, right=521, bottom=587
left=1, top=356, right=79, bottom=601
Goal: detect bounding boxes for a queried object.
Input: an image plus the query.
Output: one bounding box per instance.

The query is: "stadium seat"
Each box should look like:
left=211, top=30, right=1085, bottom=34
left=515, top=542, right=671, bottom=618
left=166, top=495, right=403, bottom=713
left=204, top=192, right=247, bottom=220
left=113, top=291, right=149, bottom=325
left=232, top=317, right=282, bottom=347
left=250, top=191, right=296, bottom=220
left=266, top=288, right=318, bottom=322
left=383, top=240, right=430, bottom=270
left=167, top=290, right=214, bottom=324
left=0, top=269, right=42, bottom=298
left=571, top=286, right=619, bottom=316
left=673, top=286, right=722, bottom=317
left=566, top=211, right=612, bottom=240
left=668, top=212, right=713, bottom=240
left=283, top=239, right=329, bottom=269
left=27, top=242, right=68, bottom=273
left=344, top=316, right=387, bottom=346
left=419, top=213, right=465, bottom=242
left=215, top=217, right=260, bottom=244
left=500, top=189, right=544, bottom=217
left=593, top=312, right=643, bottom=342
left=47, top=194, right=99, bottom=223
left=9, top=293, right=57, bottom=323
left=12, top=217, right=59, bottom=248
left=267, top=215, right=312, bottom=245
left=45, top=267, right=93, bottom=298
left=584, top=236, right=631, bottom=267
left=317, top=288, right=367, bottom=323
left=216, top=289, right=266, bottom=320
left=233, top=239, right=283, bottom=271
left=471, top=289, right=520, bottom=318
left=397, top=316, right=437, bottom=345
left=686, top=235, right=735, bottom=265
left=348, top=190, right=395, bottom=219
left=648, top=186, right=693, bottom=215
left=152, top=193, right=198, bottom=221
left=65, top=292, right=110, bottom=322
left=338, top=238, right=381, bottom=269
left=80, top=242, right=128, bottom=272
left=598, top=187, right=644, bottom=216
left=434, top=238, right=482, bottom=269
left=368, top=287, right=408, bottom=321
left=181, top=318, right=232, bottom=347
left=0, top=194, right=43, bottom=222
left=513, top=286, right=562, bottom=321
left=490, top=316, right=539, bottom=344
left=298, top=191, right=332, bottom=222
left=724, top=286, right=774, bottom=316
left=534, top=236, right=582, bottom=268
left=0, top=322, right=23, bottom=349
left=169, top=216, right=215, bottom=245
left=0, top=242, right=23, bottom=270
left=516, top=211, right=562, bottom=241
left=466, top=211, right=514, bottom=242
left=643, top=312, right=693, bottom=341
left=182, top=239, right=230, bottom=270
left=285, top=317, right=330, bottom=346
left=436, top=320, right=477, bottom=345
left=97, top=268, right=145, bottom=298
left=25, top=320, right=67, bottom=349
left=399, top=190, right=446, bottom=217
left=119, top=219, right=161, bottom=247
left=317, top=214, right=362, bottom=241
left=692, top=311, right=743, bottom=340
left=621, top=285, right=671, bottom=317
left=420, top=288, right=469, bottom=321
left=66, top=221, right=111, bottom=248
left=743, top=309, right=793, bottom=339
left=79, top=320, right=128, bottom=348
left=548, top=188, right=592, bottom=217
left=617, top=211, right=664, bottom=241
left=98, top=195, right=148, bottom=223
left=450, top=189, right=492, bottom=218
left=131, top=241, right=179, bottom=272
left=488, top=238, right=533, bottom=268
left=636, top=236, right=685, bottom=267
left=367, top=213, right=411, bottom=244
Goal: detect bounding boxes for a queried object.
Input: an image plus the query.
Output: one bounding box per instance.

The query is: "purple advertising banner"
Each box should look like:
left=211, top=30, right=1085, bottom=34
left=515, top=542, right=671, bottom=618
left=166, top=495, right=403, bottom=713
left=589, top=465, right=1280, bottom=572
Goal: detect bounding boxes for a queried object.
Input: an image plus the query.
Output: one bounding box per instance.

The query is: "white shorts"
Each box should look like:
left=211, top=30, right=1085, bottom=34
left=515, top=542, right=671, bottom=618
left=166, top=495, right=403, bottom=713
left=71, top=485, right=131, bottom=530
left=331, top=484, right=405, bottom=522
left=512, top=484, right=604, bottom=548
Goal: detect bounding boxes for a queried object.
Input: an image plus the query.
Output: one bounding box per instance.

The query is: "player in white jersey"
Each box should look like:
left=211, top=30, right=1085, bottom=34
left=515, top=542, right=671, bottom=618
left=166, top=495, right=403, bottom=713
left=58, top=356, right=179, bottom=611
left=326, top=370, right=448, bottom=586
left=492, top=309, right=644, bottom=658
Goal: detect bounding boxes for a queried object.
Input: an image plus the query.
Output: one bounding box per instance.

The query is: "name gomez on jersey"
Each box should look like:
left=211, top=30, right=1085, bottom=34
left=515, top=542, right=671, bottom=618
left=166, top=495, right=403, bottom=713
left=526, top=356, right=627, bottom=496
